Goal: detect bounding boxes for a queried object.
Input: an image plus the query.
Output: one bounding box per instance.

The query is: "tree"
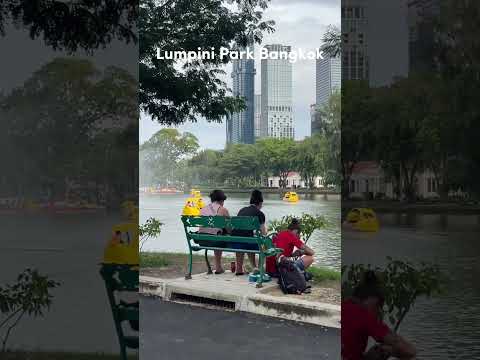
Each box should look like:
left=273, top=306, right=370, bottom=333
left=432, top=0, right=480, bottom=199
left=1, top=58, right=137, bottom=201
left=219, top=144, right=260, bottom=188
left=341, top=81, right=376, bottom=199
left=318, top=90, right=341, bottom=187
left=140, top=129, right=199, bottom=186
left=342, top=258, right=444, bottom=333
left=321, top=25, right=341, bottom=57
left=139, top=0, right=274, bottom=125
left=257, top=138, right=296, bottom=188
left=269, top=214, right=327, bottom=244
left=0, top=269, right=59, bottom=352
left=295, top=137, right=321, bottom=189
left=0, top=1, right=137, bottom=52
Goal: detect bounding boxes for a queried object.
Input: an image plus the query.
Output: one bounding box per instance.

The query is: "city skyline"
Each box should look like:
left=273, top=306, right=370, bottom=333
left=140, top=0, right=340, bottom=149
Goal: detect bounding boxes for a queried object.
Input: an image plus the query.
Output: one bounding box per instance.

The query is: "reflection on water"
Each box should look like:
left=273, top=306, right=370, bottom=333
left=343, top=213, right=480, bottom=359
left=140, top=193, right=341, bottom=270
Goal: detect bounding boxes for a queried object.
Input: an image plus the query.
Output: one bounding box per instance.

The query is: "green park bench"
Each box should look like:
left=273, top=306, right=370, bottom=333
left=100, top=264, right=139, bottom=360
left=181, top=215, right=283, bottom=287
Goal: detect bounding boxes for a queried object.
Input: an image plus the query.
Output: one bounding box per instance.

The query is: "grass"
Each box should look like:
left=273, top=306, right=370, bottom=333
left=309, top=266, right=341, bottom=283
left=3, top=351, right=137, bottom=360
left=140, top=251, right=171, bottom=267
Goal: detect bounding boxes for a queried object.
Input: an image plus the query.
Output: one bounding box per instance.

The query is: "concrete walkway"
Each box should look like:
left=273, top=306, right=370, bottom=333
left=140, top=271, right=340, bottom=328
left=141, top=297, right=340, bottom=360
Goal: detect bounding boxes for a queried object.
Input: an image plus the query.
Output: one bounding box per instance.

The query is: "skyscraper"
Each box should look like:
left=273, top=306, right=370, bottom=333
left=408, top=0, right=440, bottom=74
left=316, top=56, right=341, bottom=106
left=254, top=94, right=261, bottom=139
left=227, top=46, right=255, bottom=144
left=312, top=55, right=341, bottom=135
left=261, top=44, right=294, bottom=139
left=341, top=0, right=369, bottom=81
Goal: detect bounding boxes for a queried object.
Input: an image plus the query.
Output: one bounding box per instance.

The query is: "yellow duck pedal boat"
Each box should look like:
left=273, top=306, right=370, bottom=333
left=103, top=222, right=139, bottom=265
left=283, top=191, right=299, bottom=203
left=182, top=197, right=202, bottom=216
left=345, top=208, right=379, bottom=232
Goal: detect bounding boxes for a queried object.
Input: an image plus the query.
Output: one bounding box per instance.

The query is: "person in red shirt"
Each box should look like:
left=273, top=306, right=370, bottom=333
left=266, top=218, right=315, bottom=276
left=342, top=271, right=417, bottom=360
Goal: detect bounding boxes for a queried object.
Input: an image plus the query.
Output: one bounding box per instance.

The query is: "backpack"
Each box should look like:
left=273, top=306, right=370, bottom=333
left=277, top=257, right=310, bottom=294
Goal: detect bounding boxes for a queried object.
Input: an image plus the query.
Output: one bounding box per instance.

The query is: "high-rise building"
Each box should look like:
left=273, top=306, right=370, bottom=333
left=316, top=56, right=341, bottom=106
left=254, top=94, right=261, bottom=139
left=341, top=0, right=369, bottom=81
left=312, top=55, right=341, bottom=136
left=261, top=44, right=294, bottom=139
left=227, top=46, right=255, bottom=144
left=408, top=0, right=440, bottom=74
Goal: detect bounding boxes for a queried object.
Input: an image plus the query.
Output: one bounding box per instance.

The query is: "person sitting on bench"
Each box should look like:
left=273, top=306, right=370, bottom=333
left=266, top=218, right=315, bottom=277
left=231, top=190, right=267, bottom=275
left=198, top=189, right=230, bottom=274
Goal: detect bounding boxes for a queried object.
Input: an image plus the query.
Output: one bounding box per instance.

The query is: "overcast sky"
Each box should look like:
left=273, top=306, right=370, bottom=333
left=140, top=0, right=340, bottom=148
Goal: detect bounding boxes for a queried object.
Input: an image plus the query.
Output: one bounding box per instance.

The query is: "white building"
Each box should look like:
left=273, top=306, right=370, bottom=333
left=261, top=44, right=294, bottom=139
left=348, top=161, right=441, bottom=200
left=267, top=172, right=323, bottom=189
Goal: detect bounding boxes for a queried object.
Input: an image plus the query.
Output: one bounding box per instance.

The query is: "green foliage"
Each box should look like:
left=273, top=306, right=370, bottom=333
left=309, top=266, right=341, bottom=282
left=140, top=252, right=170, bottom=268
left=1, top=58, right=138, bottom=205
left=139, top=0, right=275, bottom=125
left=321, top=25, right=341, bottom=57
left=140, top=129, right=199, bottom=186
left=0, top=269, right=59, bottom=352
left=269, top=213, right=327, bottom=244
left=139, top=218, right=163, bottom=251
left=0, top=1, right=137, bottom=52
left=257, top=138, right=296, bottom=188
left=342, top=258, right=445, bottom=332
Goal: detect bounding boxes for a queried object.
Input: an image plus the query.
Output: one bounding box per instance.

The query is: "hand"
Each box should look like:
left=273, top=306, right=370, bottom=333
left=364, top=344, right=391, bottom=360
left=291, top=249, right=303, bottom=258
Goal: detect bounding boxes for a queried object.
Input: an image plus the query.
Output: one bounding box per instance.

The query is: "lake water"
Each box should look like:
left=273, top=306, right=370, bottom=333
left=140, top=192, right=341, bottom=270
left=0, top=212, right=124, bottom=353
left=343, top=213, right=480, bottom=359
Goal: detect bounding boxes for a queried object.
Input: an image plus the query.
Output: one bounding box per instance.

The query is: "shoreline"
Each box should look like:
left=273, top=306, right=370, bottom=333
left=140, top=252, right=341, bottom=305
left=342, top=200, right=480, bottom=215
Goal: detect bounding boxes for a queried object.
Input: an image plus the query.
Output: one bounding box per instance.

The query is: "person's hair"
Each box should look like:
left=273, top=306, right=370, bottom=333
left=353, top=270, right=385, bottom=303
left=250, top=189, right=263, bottom=205
left=288, top=218, right=301, bottom=232
left=210, top=189, right=227, bottom=203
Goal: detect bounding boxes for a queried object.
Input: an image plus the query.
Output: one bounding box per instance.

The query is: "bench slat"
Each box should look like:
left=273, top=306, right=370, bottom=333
left=182, top=215, right=260, bottom=231
left=189, top=233, right=260, bottom=244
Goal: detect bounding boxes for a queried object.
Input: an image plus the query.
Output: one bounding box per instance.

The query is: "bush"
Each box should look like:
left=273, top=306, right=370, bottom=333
left=342, top=257, right=445, bottom=332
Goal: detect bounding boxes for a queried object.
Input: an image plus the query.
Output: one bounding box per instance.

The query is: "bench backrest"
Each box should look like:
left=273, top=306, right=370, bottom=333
left=181, top=215, right=261, bottom=236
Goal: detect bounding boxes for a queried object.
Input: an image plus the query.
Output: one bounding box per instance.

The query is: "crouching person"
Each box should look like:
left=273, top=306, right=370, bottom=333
left=266, top=218, right=315, bottom=277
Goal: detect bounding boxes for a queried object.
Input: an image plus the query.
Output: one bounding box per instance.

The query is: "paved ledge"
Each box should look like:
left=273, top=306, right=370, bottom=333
left=140, top=272, right=340, bottom=328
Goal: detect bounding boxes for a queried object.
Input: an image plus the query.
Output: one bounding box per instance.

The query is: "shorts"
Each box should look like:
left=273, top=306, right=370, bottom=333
left=195, top=240, right=227, bottom=248
left=294, top=258, right=306, bottom=271
left=231, top=242, right=259, bottom=251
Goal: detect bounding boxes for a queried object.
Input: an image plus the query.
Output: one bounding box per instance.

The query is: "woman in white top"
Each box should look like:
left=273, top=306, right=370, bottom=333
left=198, top=190, right=230, bottom=274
